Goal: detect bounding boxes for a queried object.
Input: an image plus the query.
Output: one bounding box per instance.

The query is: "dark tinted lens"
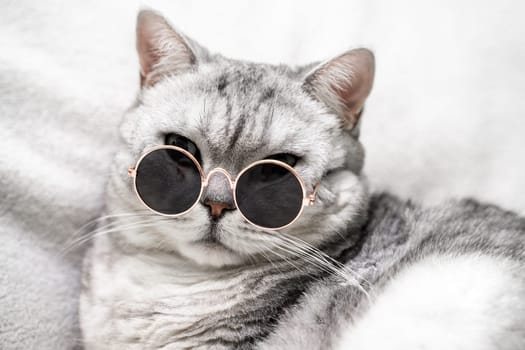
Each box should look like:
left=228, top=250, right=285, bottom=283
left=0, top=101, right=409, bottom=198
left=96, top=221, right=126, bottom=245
left=135, top=148, right=202, bottom=215
left=235, top=163, right=304, bottom=229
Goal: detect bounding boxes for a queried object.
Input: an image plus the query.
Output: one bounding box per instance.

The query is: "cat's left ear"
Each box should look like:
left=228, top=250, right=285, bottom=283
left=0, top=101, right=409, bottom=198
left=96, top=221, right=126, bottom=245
left=136, top=10, right=200, bottom=87
left=303, top=48, right=375, bottom=132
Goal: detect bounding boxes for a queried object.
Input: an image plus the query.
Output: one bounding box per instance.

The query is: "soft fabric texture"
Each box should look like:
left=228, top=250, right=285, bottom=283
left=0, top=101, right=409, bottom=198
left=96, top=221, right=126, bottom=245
left=1, top=1, right=524, bottom=349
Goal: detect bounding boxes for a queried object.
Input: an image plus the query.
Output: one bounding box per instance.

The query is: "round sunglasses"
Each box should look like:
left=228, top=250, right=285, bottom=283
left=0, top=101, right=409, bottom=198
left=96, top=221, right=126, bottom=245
left=127, top=145, right=318, bottom=230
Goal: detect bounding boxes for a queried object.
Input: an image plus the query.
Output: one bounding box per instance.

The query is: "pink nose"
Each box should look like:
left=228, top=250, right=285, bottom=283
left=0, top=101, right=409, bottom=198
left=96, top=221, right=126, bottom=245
left=204, top=201, right=232, bottom=219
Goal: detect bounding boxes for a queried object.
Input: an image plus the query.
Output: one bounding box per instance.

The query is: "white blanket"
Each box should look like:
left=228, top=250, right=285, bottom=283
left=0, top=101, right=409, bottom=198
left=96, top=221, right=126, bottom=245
left=1, top=1, right=524, bottom=349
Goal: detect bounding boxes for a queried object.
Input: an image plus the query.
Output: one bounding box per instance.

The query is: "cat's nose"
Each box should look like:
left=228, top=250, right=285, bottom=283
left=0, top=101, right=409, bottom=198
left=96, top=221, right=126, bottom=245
left=201, top=170, right=236, bottom=219
left=203, top=200, right=235, bottom=219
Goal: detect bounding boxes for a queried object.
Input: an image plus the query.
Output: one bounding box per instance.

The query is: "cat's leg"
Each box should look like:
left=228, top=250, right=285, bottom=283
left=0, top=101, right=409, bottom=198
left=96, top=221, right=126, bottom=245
left=336, top=254, right=525, bottom=350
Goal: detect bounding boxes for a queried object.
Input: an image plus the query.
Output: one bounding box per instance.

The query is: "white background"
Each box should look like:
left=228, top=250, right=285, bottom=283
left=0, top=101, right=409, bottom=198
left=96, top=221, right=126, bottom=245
left=1, top=1, right=524, bottom=348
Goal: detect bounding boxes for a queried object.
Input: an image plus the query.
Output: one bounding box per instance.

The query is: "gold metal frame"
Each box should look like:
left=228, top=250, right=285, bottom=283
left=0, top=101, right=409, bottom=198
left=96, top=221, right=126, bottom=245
left=128, top=145, right=318, bottom=231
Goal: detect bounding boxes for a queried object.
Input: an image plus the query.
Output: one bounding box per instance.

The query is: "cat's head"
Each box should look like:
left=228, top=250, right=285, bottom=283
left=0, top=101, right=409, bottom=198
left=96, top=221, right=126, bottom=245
left=108, top=10, right=374, bottom=267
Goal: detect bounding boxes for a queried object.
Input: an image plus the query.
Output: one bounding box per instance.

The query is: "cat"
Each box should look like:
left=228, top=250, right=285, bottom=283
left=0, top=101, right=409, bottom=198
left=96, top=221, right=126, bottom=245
left=79, top=9, right=525, bottom=350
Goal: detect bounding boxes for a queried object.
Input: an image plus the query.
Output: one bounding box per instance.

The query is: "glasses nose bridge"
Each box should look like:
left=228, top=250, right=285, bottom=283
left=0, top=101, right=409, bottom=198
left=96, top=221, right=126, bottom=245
left=203, top=168, right=235, bottom=189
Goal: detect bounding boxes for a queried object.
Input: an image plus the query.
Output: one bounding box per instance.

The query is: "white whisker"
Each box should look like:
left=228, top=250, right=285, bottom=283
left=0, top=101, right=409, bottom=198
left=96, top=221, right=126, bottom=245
left=60, top=217, right=173, bottom=257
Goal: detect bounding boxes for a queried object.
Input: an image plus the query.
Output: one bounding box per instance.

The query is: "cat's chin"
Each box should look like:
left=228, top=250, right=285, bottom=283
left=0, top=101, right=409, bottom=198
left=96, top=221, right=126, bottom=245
left=175, top=222, right=247, bottom=267
left=178, top=240, right=247, bottom=267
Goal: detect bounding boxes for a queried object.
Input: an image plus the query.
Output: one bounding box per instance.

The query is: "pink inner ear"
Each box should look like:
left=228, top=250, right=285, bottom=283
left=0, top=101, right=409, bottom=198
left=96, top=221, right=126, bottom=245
left=136, top=10, right=196, bottom=87
left=136, top=11, right=164, bottom=78
left=335, top=64, right=374, bottom=126
left=305, top=48, right=374, bottom=130
left=137, top=28, right=155, bottom=79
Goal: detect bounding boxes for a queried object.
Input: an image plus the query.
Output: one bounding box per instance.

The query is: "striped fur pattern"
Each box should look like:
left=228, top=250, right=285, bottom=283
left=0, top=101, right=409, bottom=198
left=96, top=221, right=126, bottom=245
left=80, top=10, right=525, bottom=349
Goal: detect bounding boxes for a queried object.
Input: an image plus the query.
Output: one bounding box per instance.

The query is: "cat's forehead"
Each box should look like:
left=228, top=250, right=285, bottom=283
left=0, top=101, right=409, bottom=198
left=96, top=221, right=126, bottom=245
left=198, top=64, right=338, bottom=165
left=136, top=61, right=342, bottom=172
left=208, top=62, right=298, bottom=97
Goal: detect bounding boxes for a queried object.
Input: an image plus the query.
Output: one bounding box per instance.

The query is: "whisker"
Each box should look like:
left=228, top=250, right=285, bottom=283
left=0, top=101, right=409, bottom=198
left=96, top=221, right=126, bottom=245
left=231, top=228, right=367, bottom=292
left=273, top=234, right=373, bottom=301
left=239, top=229, right=372, bottom=301
left=66, top=211, right=162, bottom=245
left=60, top=217, right=172, bottom=257
left=231, top=234, right=326, bottom=283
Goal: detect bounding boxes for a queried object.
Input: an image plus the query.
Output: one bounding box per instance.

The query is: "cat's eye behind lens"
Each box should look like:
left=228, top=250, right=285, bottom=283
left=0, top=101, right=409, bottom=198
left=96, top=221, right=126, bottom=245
left=131, top=146, right=312, bottom=229
left=134, top=147, right=203, bottom=215
left=165, top=133, right=201, bottom=162
left=265, top=153, right=299, bottom=167
left=234, top=161, right=305, bottom=229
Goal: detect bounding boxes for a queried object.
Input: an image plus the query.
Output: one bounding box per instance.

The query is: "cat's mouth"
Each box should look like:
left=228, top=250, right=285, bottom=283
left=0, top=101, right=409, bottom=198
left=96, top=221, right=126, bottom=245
left=193, top=220, right=236, bottom=253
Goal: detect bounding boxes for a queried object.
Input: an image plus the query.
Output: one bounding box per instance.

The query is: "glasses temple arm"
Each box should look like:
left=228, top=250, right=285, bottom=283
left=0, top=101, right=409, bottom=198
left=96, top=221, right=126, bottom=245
left=305, top=183, right=319, bottom=206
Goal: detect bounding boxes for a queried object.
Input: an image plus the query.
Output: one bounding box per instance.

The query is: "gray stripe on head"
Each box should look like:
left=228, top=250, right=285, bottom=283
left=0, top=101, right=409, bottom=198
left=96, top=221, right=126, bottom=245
left=227, top=113, right=247, bottom=152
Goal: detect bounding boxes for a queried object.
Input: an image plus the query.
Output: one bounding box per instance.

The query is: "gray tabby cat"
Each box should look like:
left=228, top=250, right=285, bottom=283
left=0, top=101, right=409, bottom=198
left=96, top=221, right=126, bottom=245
left=80, top=10, right=525, bottom=350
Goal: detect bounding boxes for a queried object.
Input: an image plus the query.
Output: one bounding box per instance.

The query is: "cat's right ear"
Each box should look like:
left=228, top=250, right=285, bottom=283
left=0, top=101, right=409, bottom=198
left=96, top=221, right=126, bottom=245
left=302, top=48, right=375, bottom=134
left=136, top=10, right=196, bottom=87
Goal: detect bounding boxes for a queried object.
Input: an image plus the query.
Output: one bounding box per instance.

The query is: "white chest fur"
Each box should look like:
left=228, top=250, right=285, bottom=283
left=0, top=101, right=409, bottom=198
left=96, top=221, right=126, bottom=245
left=80, top=239, right=272, bottom=350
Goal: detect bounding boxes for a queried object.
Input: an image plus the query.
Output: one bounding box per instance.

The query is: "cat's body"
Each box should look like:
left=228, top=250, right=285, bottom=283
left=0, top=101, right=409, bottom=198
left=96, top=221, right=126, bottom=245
left=81, top=194, right=525, bottom=349
left=80, top=10, right=525, bottom=349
